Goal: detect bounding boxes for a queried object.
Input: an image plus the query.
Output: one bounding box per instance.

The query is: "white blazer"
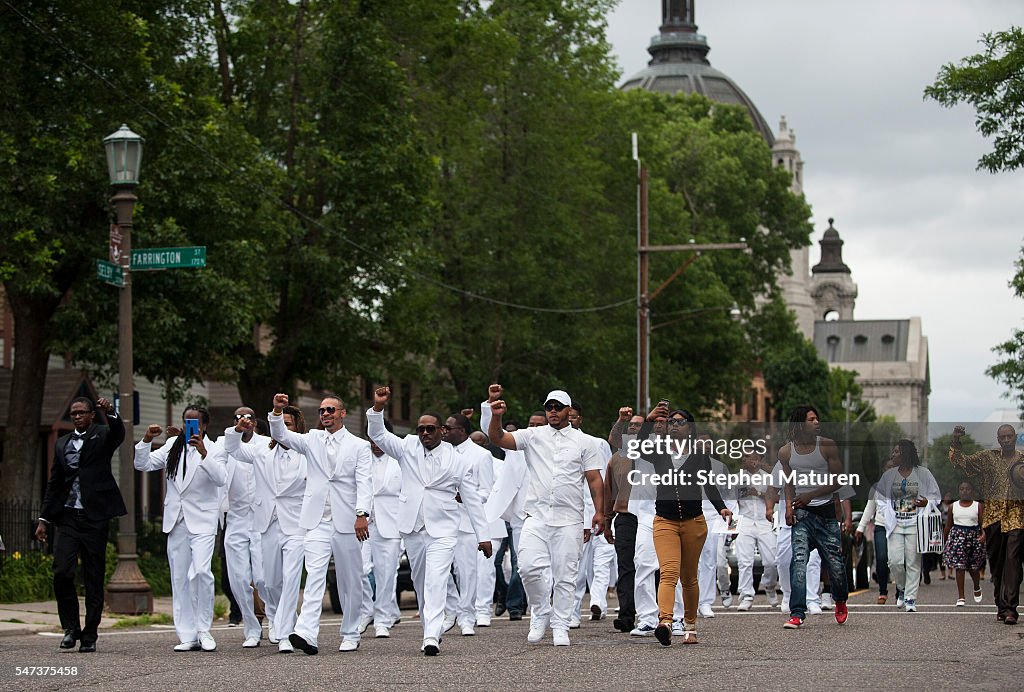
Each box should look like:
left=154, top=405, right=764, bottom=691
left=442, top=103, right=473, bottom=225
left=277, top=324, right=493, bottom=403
left=370, top=451, right=403, bottom=540
left=223, top=428, right=307, bottom=536
left=134, top=436, right=227, bottom=535
left=219, top=434, right=268, bottom=526
left=487, top=449, right=528, bottom=524
left=875, top=466, right=942, bottom=538
left=269, top=414, right=372, bottom=533
left=366, top=409, right=488, bottom=541
left=454, top=439, right=494, bottom=534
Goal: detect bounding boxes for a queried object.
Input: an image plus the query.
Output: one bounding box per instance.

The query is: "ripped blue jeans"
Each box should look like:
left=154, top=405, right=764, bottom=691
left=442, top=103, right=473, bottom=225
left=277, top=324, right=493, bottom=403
left=789, top=508, right=848, bottom=619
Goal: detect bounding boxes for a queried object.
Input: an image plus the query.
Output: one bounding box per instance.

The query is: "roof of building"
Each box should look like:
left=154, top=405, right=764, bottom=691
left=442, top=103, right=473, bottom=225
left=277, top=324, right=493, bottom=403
left=813, top=319, right=912, bottom=363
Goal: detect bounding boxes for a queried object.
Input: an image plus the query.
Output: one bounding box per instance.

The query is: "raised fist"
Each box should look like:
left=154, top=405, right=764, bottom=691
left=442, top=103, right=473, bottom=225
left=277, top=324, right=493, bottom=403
left=143, top=424, right=163, bottom=443
left=618, top=406, right=633, bottom=422
left=489, top=399, right=508, bottom=417
left=951, top=425, right=966, bottom=444
left=461, top=408, right=474, bottom=420
left=96, top=397, right=115, bottom=414
left=374, top=386, right=391, bottom=405
left=487, top=384, right=503, bottom=402
left=273, top=393, right=289, bottom=412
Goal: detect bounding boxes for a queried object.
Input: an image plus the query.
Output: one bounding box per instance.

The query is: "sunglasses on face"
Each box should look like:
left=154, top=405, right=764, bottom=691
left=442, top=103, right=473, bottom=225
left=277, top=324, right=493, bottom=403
left=234, top=413, right=254, bottom=421
left=319, top=406, right=338, bottom=415
left=416, top=424, right=440, bottom=435
left=544, top=402, right=567, bottom=412
left=667, top=418, right=690, bottom=426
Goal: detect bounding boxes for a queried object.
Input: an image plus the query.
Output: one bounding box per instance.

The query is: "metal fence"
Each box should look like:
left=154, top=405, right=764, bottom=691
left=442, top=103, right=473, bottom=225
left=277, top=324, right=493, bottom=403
left=0, top=499, right=44, bottom=556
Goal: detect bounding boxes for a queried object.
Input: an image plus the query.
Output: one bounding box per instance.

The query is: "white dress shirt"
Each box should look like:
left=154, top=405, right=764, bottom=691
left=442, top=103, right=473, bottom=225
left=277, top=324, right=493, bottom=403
left=509, top=424, right=603, bottom=526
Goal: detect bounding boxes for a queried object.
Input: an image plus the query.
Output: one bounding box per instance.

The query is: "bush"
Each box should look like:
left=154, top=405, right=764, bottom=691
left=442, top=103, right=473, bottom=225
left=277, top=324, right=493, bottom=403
left=0, top=551, right=55, bottom=603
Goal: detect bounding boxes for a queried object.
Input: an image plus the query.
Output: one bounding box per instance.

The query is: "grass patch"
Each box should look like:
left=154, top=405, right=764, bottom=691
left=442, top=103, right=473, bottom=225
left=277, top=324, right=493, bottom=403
left=2, top=618, right=25, bottom=623
left=112, top=612, right=174, bottom=628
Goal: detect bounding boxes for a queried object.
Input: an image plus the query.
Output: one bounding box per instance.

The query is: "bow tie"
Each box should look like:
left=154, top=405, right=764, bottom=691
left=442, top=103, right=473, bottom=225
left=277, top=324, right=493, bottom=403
left=73, top=432, right=87, bottom=439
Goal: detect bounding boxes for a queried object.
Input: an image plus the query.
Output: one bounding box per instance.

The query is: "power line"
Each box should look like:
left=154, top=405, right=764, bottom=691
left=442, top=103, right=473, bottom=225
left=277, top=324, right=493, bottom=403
left=3, top=1, right=634, bottom=315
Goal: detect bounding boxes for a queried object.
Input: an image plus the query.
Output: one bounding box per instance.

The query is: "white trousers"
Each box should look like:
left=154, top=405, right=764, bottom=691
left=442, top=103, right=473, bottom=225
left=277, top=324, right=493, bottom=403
left=224, top=515, right=265, bottom=640
left=166, top=519, right=216, bottom=644
left=404, top=531, right=456, bottom=642
left=518, top=517, right=583, bottom=631
left=776, top=525, right=821, bottom=604
left=698, top=527, right=729, bottom=607
left=359, top=526, right=402, bottom=627
left=888, top=524, right=922, bottom=602
left=445, top=532, right=479, bottom=626
left=260, top=517, right=305, bottom=642
left=475, top=550, right=497, bottom=620
left=293, top=520, right=363, bottom=646
left=634, top=523, right=685, bottom=627
left=735, top=520, right=779, bottom=599
left=573, top=534, right=616, bottom=615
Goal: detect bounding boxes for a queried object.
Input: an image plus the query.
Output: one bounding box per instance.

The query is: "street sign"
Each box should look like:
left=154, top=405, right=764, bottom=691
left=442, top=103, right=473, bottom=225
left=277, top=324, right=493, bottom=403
left=96, top=259, right=125, bottom=287
left=109, top=224, right=122, bottom=263
left=131, top=246, right=206, bottom=271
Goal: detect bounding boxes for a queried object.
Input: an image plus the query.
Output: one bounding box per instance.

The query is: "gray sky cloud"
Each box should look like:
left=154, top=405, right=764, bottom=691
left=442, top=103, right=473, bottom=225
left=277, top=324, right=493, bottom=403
left=607, top=0, right=1024, bottom=421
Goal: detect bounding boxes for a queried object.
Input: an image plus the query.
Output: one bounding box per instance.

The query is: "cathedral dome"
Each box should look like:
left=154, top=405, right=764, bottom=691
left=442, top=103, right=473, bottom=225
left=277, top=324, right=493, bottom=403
left=621, top=1, right=774, bottom=144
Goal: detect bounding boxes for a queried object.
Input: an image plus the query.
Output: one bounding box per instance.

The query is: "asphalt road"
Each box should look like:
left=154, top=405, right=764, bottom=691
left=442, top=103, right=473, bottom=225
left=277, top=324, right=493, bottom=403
left=1, top=577, right=1020, bottom=691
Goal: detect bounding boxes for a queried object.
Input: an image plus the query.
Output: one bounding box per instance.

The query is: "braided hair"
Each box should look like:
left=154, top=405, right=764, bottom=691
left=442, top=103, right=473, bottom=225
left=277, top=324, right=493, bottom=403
left=166, top=406, right=210, bottom=479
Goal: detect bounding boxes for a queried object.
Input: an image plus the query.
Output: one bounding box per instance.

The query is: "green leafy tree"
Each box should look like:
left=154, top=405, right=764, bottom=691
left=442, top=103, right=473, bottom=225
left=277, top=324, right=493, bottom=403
left=926, top=27, right=1024, bottom=414
left=827, top=367, right=876, bottom=425
left=928, top=430, right=984, bottom=498
left=762, top=337, right=831, bottom=421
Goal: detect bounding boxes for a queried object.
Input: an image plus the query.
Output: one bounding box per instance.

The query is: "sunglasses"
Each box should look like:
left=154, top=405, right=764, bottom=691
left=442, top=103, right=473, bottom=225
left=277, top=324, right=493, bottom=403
left=319, top=406, right=338, bottom=415
left=544, top=402, right=567, bottom=412
left=416, top=424, right=440, bottom=435
left=667, top=418, right=691, bottom=426
left=234, top=413, right=254, bottom=421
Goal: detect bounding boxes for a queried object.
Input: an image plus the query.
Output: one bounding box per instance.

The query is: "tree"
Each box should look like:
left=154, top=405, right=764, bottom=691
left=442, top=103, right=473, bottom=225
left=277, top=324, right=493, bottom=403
left=926, top=27, right=1024, bottom=414
left=762, top=337, right=831, bottom=422
left=927, top=431, right=984, bottom=498
left=827, top=367, right=876, bottom=425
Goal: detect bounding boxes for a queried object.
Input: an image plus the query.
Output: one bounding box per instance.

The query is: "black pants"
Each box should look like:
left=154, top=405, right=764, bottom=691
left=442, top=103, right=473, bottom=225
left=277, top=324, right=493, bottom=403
left=52, top=513, right=109, bottom=644
left=988, top=522, right=1024, bottom=617
left=612, top=513, right=638, bottom=625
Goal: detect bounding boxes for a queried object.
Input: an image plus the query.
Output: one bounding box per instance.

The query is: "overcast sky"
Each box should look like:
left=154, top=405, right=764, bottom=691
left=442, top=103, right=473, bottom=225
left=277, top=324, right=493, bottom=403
left=606, top=0, right=1024, bottom=423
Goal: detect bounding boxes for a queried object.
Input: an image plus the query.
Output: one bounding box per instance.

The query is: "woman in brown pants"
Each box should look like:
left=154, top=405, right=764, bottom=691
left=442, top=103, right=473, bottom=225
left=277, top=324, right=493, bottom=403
left=641, top=405, right=731, bottom=645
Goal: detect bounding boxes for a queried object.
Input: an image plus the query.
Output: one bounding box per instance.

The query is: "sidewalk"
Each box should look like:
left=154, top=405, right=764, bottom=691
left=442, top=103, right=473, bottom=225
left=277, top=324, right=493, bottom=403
left=0, top=597, right=175, bottom=637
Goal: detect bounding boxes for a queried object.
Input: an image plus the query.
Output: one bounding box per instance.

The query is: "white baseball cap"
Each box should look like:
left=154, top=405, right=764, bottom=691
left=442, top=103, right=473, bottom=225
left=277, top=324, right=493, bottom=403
left=544, top=390, right=572, bottom=407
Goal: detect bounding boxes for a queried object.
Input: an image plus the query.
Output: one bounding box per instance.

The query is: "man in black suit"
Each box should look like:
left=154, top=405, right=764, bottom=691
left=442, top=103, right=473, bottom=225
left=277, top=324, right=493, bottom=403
left=34, top=397, right=127, bottom=653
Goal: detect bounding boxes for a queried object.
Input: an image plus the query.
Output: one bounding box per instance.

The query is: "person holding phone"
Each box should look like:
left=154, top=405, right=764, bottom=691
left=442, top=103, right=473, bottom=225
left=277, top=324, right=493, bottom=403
left=134, top=406, right=226, bottom=652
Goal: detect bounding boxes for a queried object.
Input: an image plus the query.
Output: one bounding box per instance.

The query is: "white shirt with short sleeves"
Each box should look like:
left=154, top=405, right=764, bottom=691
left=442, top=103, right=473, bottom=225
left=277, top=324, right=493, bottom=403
left=510, top=424, right=603, bottom=527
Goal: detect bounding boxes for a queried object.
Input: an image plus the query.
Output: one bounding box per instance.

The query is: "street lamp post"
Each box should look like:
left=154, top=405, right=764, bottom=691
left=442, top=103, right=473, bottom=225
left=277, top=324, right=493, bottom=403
left=102, top=124, right=153, bottom=614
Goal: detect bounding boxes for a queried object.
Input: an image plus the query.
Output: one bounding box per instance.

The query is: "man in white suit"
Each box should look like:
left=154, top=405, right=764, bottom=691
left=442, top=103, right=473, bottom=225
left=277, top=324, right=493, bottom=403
left=219, top=406, right=268, bottom=648
left=470, top=430, right=509, bottom=627
left=269, top=393, right=372, bottom=655
left=442, top=413, right=494, bottom=636
left=134, top=406, right=226, bottom=652
left=487, top=390, right=605, bottom=647
left=366, top=386, right=492, bottom=656
left=358, top=426, right=404, bottom=639
left=224, top=405, right=308, bottom=652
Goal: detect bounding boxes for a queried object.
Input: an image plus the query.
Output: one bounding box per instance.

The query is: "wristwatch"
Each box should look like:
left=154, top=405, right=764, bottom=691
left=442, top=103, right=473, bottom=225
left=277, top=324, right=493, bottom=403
left=355, top=510, right=369, bottom=518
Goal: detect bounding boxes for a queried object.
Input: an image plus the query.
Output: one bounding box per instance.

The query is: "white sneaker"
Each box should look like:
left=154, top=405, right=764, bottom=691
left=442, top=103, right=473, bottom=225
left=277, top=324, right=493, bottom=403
left=552, top=629, right=570, bottom=646
left=737, top=597, right=753, bottom=612
left=722, top=593, right=733, bottom=608
left=442, top=614, right=457, bottom=633
left=278, top=639, right=294, bottom=653
left=766, top=589, right=779, bottom=606
left=671, top=621, right=684, bottom=636
left=357, top=615, right=373, bottom=634
left=904, top=599, right=917, bottom=613
left=820, top=593, right=835, bottom=610
left=955, top=598, right=966, bottom=607
left=630, top=624, right=656, bottom=637
left=780, top=598, right=790, bottom=615
left=268, top=632, right=279, bottom=644
left=173, top=640, right=200, bottom=652
left=896, top=589, right=905, bottom=609
left=477, top=615, right=492, bottom=627
left=242, top=636, right=260, bottom=648
left=422, top=637, right=440, bottom=656
left=338, top=639, right=359, bottom=652
left=807, top=604, right=823, bottom=615
left=198, top=631, right=216, bottom=652
left=568, top=614, right=581, bottom=629
left=460, top=624, right=475, bottom=636
left=698, top=604, right=715, bottom=619
left=527, top=616, right=549, bottom=643
left=374, top=625, right=390, bottom=638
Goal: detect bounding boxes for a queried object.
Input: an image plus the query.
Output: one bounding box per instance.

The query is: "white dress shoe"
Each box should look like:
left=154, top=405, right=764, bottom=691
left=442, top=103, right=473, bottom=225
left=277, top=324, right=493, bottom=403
left=552, top=629, right=570, bottom=646
left=476, top=615, right=492, bottom=627
left=698, top=604, right=715, bottom=619
left=338, top=640, right=359, bottom=652
left=243, top=636, right=260, bottom=648
left=807, top=603, right=823, bottom=615
left=173, top=640, right=200, bottom=652
left=422, top=637, right=440, bottom=656
left=278, top=639, right=294, bottom=653
left=442, top=614, right=457, bottom=633
left=460, top=624, right=475, bottom=636
left=374, top=625, right=390, bottom=638
left=568, top=615, right=581, bottom=629
left=198, top=631, right=217, bottom=652
left=357, top=616, right=372, bottom=634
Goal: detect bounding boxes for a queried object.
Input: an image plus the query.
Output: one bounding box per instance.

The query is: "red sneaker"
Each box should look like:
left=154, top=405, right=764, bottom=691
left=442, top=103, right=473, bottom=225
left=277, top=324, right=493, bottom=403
left=783, top=616, right=803, bottom=629
left=835, top=601, right=848, bottom=625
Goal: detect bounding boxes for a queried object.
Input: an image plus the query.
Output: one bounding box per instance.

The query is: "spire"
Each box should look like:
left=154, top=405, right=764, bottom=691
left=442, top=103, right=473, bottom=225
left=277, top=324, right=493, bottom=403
left=812, top=218, right=851, bottom=274
left=649, top=0, right=710, bottom=66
